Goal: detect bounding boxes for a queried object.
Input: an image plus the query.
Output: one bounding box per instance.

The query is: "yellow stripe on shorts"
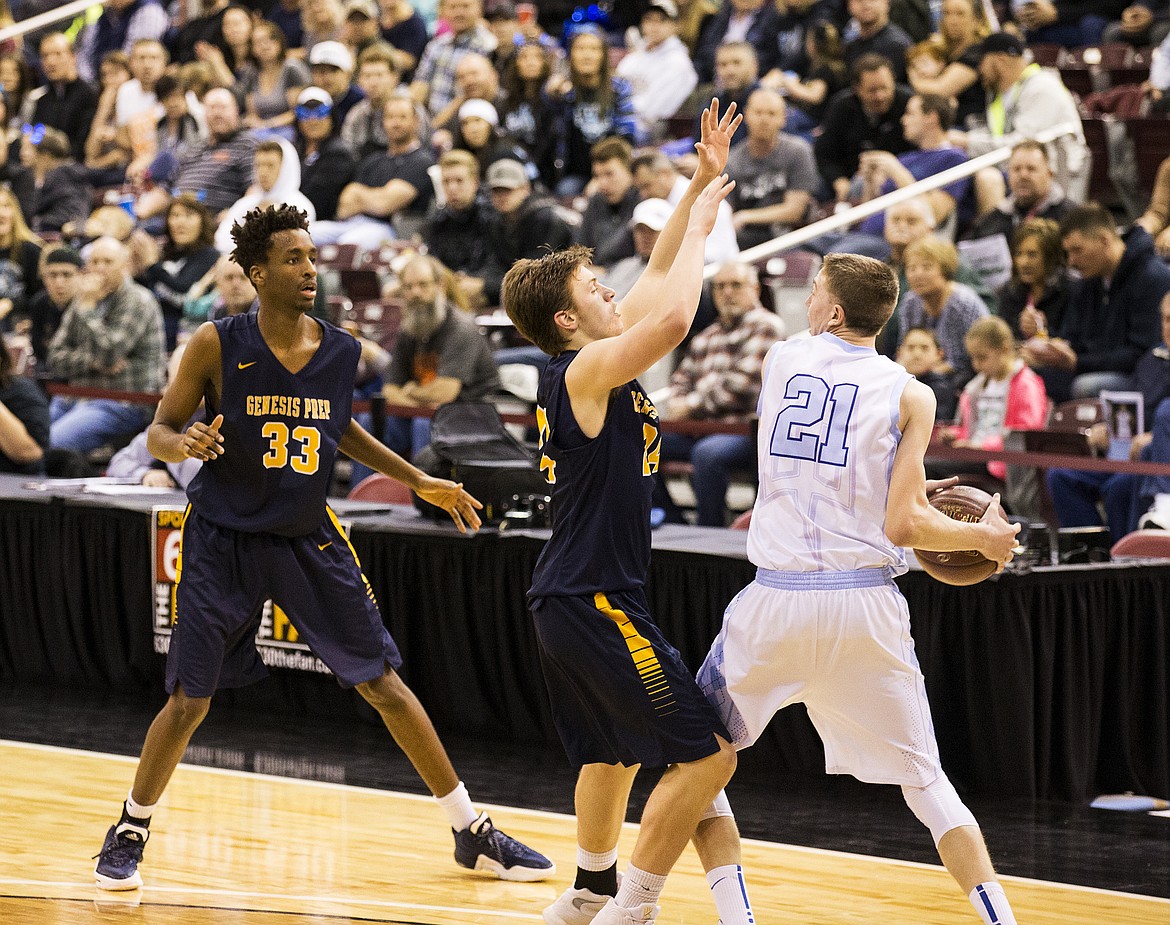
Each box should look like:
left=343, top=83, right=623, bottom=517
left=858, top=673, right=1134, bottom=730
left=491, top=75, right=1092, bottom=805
left=594, top=593, right=678, bottom=716
left=326, top=506, right=379, bottom=607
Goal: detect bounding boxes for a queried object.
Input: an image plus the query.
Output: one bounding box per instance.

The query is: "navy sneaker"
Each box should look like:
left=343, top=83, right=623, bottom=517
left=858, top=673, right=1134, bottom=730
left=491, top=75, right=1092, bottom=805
left=453, top=810, right=555, bottom=882
left=94, top=821, right=149, bottom=890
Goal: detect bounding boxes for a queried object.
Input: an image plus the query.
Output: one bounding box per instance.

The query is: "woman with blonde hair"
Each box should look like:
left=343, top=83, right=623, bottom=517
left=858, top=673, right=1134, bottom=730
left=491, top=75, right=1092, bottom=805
left=0, top=185, right=42, bottom=331
left=908, top=0, right=990, bottom=128
left=898, top=234, right=990, bottom=387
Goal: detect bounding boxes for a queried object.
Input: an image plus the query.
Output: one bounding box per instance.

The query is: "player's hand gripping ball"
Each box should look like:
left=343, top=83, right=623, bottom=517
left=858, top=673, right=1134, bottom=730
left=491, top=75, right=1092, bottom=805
left=914, top=485, right=1006, bottom=586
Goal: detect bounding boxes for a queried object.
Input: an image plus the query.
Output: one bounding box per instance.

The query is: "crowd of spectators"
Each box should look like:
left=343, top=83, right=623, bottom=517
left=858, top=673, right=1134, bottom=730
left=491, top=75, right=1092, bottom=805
left=1, top=0, right=1169, bottom=535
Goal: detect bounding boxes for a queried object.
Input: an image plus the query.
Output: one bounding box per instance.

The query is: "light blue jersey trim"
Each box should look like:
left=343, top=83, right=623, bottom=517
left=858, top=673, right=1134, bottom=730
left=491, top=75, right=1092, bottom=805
left=755, top=566, right=896, bottom=590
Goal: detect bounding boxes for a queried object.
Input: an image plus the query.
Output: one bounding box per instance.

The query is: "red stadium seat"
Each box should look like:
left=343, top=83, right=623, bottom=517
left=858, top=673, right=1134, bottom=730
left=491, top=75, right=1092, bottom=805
left=730, top=509, right=752, bottom=530
left=1028, top=43, right=1064, bottom=68
left=1079, top=117, right=1117, bottom=205
left=316, top=242, right=359, bottom=269
left=1125, top=117, right=1170, bottom=196
left=1111, top=529, right=1170, bottom=559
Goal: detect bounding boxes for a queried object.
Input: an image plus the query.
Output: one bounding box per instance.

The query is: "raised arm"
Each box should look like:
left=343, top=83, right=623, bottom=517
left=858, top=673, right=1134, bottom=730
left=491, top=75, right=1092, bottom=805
left=566, top=172, right=736, bottom=404
left=618, top=99, right=741, bottom=331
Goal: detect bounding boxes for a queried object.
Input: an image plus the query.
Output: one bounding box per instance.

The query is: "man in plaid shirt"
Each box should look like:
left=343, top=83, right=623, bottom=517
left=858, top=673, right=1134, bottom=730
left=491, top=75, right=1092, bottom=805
left=657, top=260, right=785, bottom=526
left=46, top=237, right=165, bottom=454
left=410, top=0, right=498, bottom=116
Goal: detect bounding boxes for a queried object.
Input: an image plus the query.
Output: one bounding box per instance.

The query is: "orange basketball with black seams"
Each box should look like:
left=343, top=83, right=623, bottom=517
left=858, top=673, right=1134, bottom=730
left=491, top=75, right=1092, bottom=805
left=913, top=485, right=1003, bottom=586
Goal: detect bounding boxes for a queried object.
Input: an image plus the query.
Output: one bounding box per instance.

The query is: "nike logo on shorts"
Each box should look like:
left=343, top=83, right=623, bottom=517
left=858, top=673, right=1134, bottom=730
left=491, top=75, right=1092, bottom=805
left=318, top=542, right=332, bottom=551
left=238, top=361, right=257, bottom=369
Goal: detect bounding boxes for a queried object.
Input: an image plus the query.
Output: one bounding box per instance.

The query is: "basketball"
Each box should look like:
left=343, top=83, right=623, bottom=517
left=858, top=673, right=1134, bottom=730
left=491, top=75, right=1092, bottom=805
left=913, top=485, right=1002, bottom=586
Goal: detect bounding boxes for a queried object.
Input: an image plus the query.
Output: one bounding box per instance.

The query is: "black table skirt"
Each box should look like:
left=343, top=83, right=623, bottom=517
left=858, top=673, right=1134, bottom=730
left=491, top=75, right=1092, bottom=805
left=1, top=493, right=1166, bottom=803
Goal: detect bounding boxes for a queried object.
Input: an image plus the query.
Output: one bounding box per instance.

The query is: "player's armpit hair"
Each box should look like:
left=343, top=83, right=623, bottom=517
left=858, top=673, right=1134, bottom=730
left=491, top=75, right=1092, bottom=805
left=231, top=204, right=310, bottom=274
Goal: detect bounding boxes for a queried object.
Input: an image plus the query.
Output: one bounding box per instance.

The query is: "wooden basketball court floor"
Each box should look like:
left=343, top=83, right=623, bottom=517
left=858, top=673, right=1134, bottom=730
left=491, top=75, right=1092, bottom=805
left=2, top=740, right=1166, bottom=925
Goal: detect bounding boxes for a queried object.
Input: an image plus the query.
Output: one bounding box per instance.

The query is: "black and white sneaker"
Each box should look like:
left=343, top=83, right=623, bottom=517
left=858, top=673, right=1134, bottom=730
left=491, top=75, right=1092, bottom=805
left=453, top=811, right=555, bottom=882
left=94, top=820, right=149, bottom=890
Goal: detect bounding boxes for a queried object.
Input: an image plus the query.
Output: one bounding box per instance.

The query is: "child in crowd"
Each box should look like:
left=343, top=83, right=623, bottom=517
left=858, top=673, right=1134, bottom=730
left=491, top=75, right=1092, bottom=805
left=896, top=326, right=958, bottom=422
left=951, top=316, right=1048, bottom=480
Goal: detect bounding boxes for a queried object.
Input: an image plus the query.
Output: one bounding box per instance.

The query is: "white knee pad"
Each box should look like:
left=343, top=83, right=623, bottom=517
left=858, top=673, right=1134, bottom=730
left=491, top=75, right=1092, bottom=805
left=699, top=789, right=735, bottom=822
left=902, top=774, right=977, bottom=846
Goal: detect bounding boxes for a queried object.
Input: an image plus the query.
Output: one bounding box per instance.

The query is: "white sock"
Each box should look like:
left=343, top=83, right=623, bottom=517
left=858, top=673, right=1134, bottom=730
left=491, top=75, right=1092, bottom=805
left=969, top=881, right=1018, bottom=925
left=125, top=791, right=156, bottom=823
left=577, top=845, right=619, bottom=871
left=614, top=864, right=667, bottom=909
left=436, top=781, right=480, bottom=832
left=706, top=864, right=755, bottom=925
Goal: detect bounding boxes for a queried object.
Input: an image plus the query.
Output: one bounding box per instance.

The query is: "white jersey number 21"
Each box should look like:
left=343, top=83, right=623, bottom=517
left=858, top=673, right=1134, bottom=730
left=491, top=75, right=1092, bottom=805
left=768, top=374, right=858, bottom=467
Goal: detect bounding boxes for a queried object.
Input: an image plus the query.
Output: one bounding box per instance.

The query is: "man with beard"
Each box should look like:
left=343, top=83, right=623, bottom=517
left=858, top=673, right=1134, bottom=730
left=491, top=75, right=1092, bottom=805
left=382, top=255, right=500, bottom=458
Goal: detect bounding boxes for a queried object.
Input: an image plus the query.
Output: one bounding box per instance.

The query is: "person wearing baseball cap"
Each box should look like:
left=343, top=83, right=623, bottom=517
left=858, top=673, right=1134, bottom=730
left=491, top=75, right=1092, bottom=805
left=309, top=41, right=365, bottom=127
left=974, top=31, right=1026, bottom=61
left=343, top=0, right=381, bottom=55
left=20, top=125, right=93, bottom=234
left=601, top=198, right=674, bottom=299
left=614, top=0, right=698, bottom=141
left=950, top=31, right=1089, bottom=201
left=480, top=159, right=573, bottom=304
left=25, top=247, right=83, bottom=364
left=293, top=87, right=359, bottom=222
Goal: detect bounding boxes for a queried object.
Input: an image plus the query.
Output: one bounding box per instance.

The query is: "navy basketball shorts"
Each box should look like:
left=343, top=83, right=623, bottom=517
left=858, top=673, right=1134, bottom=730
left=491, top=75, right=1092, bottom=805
left=168, top=508, right=402, bottom=697
left=530, top=589, right=730, bottom=769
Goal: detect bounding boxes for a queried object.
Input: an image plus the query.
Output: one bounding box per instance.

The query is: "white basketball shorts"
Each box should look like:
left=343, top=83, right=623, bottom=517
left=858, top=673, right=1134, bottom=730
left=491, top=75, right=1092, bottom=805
left=697, top=568, right=944, bottom=787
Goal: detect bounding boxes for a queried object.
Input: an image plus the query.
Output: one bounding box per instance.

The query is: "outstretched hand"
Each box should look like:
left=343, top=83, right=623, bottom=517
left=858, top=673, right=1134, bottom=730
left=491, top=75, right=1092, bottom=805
left=694, top=99, right=742, bottom=184
left=416, top=476, right=483, bottom=533
left=181, top=413, right=224, bottom=461
left=689, top=173, right=737, bottom=237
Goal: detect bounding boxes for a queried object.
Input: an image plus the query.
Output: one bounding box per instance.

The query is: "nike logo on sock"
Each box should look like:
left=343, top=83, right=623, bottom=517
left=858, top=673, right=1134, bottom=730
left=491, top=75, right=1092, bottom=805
left=238, top=361, right=257, bottom=369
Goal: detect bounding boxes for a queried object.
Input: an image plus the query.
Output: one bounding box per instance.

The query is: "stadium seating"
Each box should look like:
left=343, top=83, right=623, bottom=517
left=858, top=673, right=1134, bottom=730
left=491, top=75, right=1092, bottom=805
left=1110, top=528, right=1170, bottom=559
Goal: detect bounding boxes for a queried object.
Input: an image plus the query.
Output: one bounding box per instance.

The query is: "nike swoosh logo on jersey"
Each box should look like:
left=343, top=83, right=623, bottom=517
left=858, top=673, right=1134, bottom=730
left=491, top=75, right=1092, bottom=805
left=238, top=361, right=257, bottom=369
left=318, top=542, right=332, bottom=551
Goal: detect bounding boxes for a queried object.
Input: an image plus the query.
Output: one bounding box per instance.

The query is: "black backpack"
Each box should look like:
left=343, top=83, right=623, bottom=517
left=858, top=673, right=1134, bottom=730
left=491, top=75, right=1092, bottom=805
left=412, top=402, right=553, bottom=528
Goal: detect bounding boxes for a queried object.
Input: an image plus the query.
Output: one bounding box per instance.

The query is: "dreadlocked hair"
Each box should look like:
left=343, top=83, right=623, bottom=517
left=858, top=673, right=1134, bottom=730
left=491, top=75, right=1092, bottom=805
left=230, top=204, right=310, bottom=274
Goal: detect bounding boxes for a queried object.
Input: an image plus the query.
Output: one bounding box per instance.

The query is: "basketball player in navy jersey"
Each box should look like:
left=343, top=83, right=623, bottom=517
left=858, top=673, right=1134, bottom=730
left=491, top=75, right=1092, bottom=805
left=502, top=101, right=755, bottom=925
left=94, top=204, right=554, bottom=890
left=698, top=253, right=1022, bottom=925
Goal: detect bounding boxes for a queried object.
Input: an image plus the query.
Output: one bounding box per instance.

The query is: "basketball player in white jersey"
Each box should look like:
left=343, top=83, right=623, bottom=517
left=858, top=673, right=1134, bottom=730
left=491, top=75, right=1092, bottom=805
left=698, top=252, right=1023, bottom=924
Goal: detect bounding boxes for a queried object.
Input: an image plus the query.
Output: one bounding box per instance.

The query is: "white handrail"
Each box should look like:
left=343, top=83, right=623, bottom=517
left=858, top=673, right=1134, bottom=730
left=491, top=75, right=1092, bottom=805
left=704, top=122, right=1083, bottom=279
left=0, top=0, right=105, bottom=44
